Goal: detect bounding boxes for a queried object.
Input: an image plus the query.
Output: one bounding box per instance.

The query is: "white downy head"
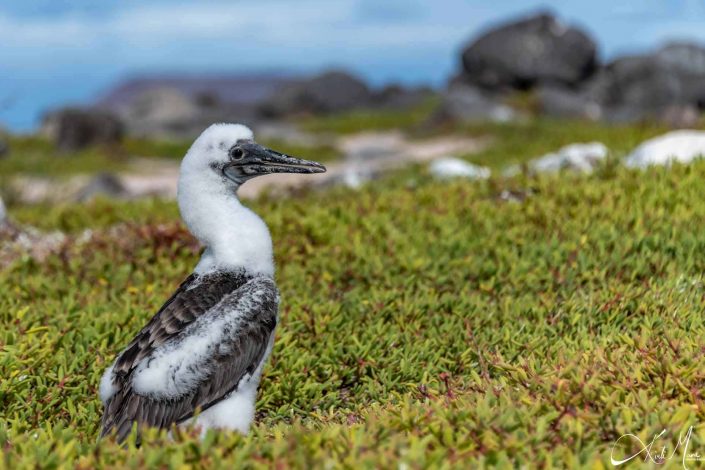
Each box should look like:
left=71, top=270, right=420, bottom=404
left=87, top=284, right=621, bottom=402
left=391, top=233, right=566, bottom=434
left=177, top=123, right=326, bottom=276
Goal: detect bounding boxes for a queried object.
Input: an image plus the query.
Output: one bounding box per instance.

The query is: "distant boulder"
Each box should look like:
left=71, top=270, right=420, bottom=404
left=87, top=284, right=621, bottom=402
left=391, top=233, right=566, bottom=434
left=594, top=56, right=683, bottom=118
left=533, top=42, right=705, bottom=125
left=372, top=84, right=434, bottom=110
left=116, top=87, right=202, bottom=137
left=76, top=172, right=128, bottom=202
left=42, top=108, right=124, bottom=152
left=536, top=84, right=601, bottom=120
left=96, top=74, right=300, bottom=139
left=431, top=83, right=516, bottom=124
left=105, top=86, right=262, bottom=139
left=259, top=70, right=373, bottom=117
left=0, top=128, right=8, bottom=158
left=125, top=87, right=200, bottom=124
left=98, top=74, right=298, bottom=111
left=582, top=45, right=705, bottom=124
left=655, top=42, right=705, bottom=76
left=449, top=15, right=705, bottom=125
left=460, top=13, right=597, bottom=90
left=654, top=42, right=705, bottom=109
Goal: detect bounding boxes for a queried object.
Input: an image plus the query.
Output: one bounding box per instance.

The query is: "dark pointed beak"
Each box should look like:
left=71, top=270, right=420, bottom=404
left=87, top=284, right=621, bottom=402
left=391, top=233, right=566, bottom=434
left=252, top=147, right=327, bottom=175
left=223, top=142, right=326, bottom=183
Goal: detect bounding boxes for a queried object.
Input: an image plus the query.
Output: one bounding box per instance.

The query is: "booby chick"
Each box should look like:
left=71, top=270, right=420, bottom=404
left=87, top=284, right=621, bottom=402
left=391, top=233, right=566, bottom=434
left=99, top=123, right=326, bottom=443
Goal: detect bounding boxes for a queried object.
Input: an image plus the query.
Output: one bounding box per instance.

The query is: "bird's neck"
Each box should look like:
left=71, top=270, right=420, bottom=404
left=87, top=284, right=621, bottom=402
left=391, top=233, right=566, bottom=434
left=177, top=174, right=274, bottom=277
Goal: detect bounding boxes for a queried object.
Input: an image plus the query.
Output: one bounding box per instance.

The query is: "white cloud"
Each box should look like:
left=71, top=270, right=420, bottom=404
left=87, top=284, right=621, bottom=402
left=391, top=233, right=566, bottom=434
left=0, top=0, right=494, bottom=90
left=0, top=1, right=468, bottom=52
left=0, top=0, right=475, bottom=72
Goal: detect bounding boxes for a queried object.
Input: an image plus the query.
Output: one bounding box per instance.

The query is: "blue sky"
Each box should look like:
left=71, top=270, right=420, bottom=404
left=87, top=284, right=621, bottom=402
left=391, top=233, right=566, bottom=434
left=2, top=0, right=705, bottom=131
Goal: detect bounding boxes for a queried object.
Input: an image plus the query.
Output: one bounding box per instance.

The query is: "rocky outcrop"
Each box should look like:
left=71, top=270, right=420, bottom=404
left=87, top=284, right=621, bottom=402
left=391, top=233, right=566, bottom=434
left=536, top=84, right=601, bottom=120
left=259, top=70, right=373, bottom=117
left=372, top=85, right=434, bottom=110
left=41, top=108, right=124, bottom=151
left=96, top=74, right=299, bottom=138
left=109, top=87, right=227, bottom=138
left=431, top=83, right=516, bottom=124
left=98, top=74, right=298, bottom=110
left=120, top=87, right=200, bottom=129
left=446, top=13, right=705, bottom=126
left=0, top=126, right=9, bottom=158
left=76, top=173, right=128, bottom=201
left=103, top=86, right=265, bottom=139
left=537, top=42, right=705, bottom=125
left=590, top=44, right=705, bottom=124
left=460, top=13, right=597, bottom=90
left=440, top=12, right=598, bottom=124
left=93, top=71, right=429, bottom=138
left=0, top=139, right=7, bottom=159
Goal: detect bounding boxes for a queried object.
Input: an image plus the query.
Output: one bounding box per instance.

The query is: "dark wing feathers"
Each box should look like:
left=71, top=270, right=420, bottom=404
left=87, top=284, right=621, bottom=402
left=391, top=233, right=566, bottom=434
left=113, top=272, right=248, bottom=376
left=101, top=271, right=278, bottom=443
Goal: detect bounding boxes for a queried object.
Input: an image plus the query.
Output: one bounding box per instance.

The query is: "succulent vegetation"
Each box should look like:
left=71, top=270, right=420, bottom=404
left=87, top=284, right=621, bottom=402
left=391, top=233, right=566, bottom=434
left=2, top=119, right=705, bottom=468
left=301, top=97, right=440, bottom=135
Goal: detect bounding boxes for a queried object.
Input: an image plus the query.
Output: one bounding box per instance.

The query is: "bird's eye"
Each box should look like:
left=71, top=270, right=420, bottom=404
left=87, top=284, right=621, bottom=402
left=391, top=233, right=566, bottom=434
left=230, top=148, right=245, bottom=160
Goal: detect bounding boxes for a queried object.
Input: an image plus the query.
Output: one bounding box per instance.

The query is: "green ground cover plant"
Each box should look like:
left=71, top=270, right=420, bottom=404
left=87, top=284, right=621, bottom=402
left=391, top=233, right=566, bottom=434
left=301, top=97, right=440, bottom=135
left=2, top=141, right=705, bottom=467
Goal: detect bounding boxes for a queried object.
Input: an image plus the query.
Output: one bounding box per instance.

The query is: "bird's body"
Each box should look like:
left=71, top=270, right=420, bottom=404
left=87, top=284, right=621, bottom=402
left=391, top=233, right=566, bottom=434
left=99, top=124, right=325, bottom=442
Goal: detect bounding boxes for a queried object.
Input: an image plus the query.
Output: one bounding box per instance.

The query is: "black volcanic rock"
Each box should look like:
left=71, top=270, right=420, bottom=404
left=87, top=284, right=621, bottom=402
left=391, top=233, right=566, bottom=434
left=533, top=42, right=705, bottom=126
left=97, top=74, right=299, bottom=111
left=654, top=42, right=705, bottom=109
left=655, top=42, right=705, bottom=76
left=460, top=13, right=597, bottom=90
left=0, top=128, right=8, bottom=159
left=581, top=43, right=705, bottom=123
left=259, top=70, right=373, bottom=117
left=431, top=83, right=516, bottom=124
left=536, top=84, right=601, bottom=120
left=77, top=173, right=128, bottom=201
left=42, top=108, right=124, bottom=151
left=95, top=74, right=302, bottom=138
left=90, top=71, right=433, bottom=137
left=595, top=56, right=683, bottom=114
left=372, top=84, right=434, bottom=110
left=99, top=84, right=263, bottom=139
